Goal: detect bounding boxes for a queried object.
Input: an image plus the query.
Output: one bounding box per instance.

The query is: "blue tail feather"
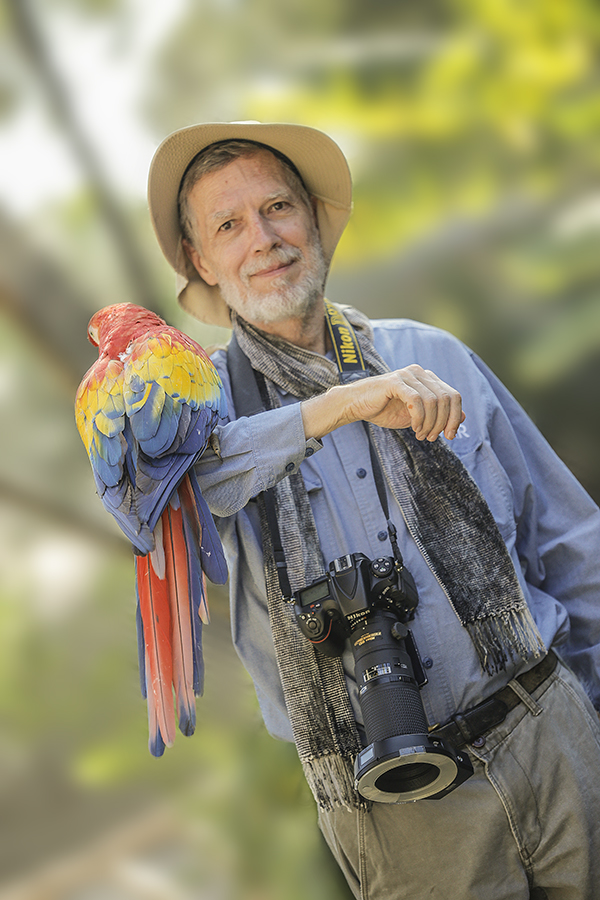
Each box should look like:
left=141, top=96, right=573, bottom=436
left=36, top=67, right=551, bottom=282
left=188, top=468, right=228, bottom=585
left=149, top=726, right=166, bottom=758
left=181, top=509, right=205, bottom=695
left=177, top=696, right=197, bottom=736
left=134, top=584, right=147, bottom=700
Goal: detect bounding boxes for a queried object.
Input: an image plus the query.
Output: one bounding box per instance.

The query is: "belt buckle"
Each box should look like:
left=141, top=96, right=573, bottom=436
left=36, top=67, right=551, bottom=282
left=450, top=712, right=476, bottom=745
left=452, top=696, right=510, bottom=746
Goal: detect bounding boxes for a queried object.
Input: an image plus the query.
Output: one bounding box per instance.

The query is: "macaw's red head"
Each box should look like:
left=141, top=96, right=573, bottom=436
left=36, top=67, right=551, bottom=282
left=87, top=303, right=166, bottom=353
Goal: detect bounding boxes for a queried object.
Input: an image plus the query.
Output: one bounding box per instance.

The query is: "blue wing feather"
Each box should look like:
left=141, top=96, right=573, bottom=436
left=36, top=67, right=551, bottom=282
left=137, top=393, right=183, bottom=458
left=128, top=381, right=166, bottom=442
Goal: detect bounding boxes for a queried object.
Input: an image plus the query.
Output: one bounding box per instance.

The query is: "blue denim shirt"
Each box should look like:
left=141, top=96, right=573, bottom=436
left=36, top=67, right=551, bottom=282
left=196, top=319, right=600, bottom=742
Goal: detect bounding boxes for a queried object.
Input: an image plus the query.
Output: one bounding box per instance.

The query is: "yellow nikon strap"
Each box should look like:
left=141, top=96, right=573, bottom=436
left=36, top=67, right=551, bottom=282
left=324, top=299, right=369, bottom=384
left=324, top=300, right=403, bottom=560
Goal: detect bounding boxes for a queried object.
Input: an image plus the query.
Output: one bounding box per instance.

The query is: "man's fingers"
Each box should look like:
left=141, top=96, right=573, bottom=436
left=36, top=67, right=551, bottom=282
left=394, top=365, right=463, bottom=441
left=444, top=397, right=466, bottom=441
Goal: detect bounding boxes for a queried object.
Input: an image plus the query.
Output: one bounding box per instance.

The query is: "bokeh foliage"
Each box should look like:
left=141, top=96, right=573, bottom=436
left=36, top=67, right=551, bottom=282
left=1, top=0, right=600, bottom=896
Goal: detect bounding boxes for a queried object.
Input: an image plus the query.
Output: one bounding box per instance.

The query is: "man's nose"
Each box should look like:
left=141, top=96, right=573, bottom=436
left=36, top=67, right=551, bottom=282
left=249, top=213, right=281, bottom=251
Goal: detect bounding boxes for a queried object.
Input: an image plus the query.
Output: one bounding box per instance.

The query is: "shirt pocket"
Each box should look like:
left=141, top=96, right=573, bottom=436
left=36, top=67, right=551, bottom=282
left=451, top=439, right=517, bottom=547
left=300, top=465, right=323, bottom=495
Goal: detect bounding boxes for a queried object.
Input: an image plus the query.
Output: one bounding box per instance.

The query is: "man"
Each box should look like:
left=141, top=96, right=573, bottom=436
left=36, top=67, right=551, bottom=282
left=148, top=122, right=600, bottom=899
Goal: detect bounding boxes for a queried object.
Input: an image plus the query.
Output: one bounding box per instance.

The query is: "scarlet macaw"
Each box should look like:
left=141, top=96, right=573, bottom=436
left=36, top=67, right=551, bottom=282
left=75, top=303, right=228, bottom=756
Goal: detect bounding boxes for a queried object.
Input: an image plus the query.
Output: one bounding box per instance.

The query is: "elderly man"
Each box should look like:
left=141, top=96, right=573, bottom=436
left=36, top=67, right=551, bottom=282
left=148, top=122, right=600, bottom=900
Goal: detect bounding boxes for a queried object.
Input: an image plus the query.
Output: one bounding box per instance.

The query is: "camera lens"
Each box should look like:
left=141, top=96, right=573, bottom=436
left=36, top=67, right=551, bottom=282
left=353, top=611, right=429, bottom=742
left=351, top=608, right=473, bottom=802
left=374, top=761, right=439, bottom=794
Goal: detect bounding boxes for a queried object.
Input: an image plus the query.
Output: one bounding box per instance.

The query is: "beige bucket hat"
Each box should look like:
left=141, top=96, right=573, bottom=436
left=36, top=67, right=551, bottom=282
left=147, top=121, right=353, bottom=328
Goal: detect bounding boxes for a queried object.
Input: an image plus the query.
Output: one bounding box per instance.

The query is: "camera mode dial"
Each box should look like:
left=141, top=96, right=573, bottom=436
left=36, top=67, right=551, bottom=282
left=370, top=557, right=394, bottom=578
left=304, top=615, right=322, bottom=635
left=297, top=608, right=331, bottom=642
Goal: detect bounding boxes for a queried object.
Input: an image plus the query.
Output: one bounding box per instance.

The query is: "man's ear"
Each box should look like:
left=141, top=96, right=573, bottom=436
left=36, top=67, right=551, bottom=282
left=182, top=238, right=219, bottom=287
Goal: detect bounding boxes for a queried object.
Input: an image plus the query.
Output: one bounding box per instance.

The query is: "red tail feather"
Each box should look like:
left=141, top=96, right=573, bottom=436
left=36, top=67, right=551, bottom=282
left=163, top=502, right=196, bottom=735
left=136, top=553, right=176, bottom=750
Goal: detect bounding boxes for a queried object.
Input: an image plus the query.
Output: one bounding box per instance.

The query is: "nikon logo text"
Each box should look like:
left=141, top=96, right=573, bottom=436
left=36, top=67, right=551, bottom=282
left=338, top=327, right=358, bottom=364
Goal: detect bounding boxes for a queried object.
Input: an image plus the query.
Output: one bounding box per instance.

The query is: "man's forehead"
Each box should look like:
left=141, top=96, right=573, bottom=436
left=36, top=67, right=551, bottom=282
left=189, top=149, right=302, bottom=213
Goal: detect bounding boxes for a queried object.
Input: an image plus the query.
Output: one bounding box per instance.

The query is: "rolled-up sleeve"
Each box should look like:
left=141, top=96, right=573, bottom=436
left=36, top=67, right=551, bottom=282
left=195, top=402, right=320, bottom=517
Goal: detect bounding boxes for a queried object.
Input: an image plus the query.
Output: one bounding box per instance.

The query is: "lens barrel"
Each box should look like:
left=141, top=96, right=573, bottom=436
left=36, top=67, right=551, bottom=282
left=352, top=611, right=473, bottom=803
left=353, top=612, right=428, bottom=741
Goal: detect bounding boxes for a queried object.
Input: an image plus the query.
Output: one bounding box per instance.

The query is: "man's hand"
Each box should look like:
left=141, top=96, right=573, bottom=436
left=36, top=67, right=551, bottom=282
left=301, top=365, right=465, bottom=442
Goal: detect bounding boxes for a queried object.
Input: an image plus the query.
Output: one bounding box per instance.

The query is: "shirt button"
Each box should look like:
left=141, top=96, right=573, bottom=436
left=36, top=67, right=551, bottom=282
left=422, top=657, right=433, bottom=669
left=285, top=462, right=295, bottom=473
left=356, top=468, right=367, bottom=479
left=377, top=531, right=387, bottom=542
left=305, top=447, right=314, bottom=458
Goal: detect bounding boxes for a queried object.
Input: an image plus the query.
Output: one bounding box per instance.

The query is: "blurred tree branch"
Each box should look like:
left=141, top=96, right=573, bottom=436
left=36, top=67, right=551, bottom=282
left=0, top=475, right=129, bottom=552
left=0, top=209, right=97, bottom=389
left=4, top=0, right=161, bottom=312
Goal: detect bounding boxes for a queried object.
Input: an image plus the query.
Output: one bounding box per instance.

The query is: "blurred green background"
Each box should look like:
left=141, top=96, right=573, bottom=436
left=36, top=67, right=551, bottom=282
left=1, top=0, right=600, bottom=897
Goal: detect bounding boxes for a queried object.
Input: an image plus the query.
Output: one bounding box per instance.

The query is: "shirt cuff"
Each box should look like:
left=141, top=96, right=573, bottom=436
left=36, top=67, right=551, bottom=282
left=305, top=437, right=323, bottom=458
left=246, top=405, right=322, bottom=483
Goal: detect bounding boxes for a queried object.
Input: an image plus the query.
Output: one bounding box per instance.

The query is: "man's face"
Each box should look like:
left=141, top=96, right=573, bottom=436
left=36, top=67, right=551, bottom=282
left=184, top=149, right=327, bottom=327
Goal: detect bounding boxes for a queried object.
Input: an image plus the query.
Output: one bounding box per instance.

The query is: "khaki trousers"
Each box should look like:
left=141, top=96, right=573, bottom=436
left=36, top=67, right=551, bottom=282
left=318, top=659, right=600, bottom=900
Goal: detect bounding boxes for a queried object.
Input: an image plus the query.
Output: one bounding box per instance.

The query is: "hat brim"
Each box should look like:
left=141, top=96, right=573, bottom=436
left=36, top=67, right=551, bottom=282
left=147, top=122, right=353, bottom=327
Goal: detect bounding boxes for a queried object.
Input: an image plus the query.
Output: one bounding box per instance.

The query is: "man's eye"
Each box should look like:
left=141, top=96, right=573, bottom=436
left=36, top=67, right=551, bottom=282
left=219, top=220, right=233, bottom=232
left=271, top=201, right=287, bottom=212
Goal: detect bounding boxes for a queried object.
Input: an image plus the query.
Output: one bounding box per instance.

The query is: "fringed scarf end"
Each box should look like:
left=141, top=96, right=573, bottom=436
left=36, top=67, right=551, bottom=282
left=468, top=606, right=546, bottom=675
left=301, top=753, right=364, bottom=812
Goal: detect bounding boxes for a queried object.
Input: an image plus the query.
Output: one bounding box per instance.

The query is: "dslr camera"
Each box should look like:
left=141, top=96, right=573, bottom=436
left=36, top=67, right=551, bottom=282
left=292, top=552, right=473, bottom=803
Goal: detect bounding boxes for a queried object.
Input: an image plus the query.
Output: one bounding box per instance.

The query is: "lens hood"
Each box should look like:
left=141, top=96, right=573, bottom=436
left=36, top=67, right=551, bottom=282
left=355, top=733, right=473, bottom=803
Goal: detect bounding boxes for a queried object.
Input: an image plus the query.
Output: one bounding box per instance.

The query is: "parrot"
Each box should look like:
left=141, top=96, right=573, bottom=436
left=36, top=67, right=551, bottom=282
left=75, top=302, right=228, bottom=757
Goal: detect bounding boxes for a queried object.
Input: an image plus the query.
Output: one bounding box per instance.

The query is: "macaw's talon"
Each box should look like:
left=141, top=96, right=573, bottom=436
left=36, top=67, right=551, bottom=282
left=208, top=431, right=222, bottom=459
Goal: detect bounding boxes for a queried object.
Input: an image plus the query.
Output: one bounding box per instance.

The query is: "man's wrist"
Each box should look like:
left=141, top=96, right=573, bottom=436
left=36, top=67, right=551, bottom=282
left=301, top=386, right=350, bottom=440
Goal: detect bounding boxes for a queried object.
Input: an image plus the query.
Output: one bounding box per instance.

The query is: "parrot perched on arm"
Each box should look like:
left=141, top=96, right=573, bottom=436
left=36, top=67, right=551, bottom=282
left=75, top=303, right=228, bottom=757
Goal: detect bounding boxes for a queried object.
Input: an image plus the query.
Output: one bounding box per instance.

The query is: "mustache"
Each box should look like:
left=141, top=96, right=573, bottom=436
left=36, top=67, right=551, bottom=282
left=241, top=247, right=303, bottom=278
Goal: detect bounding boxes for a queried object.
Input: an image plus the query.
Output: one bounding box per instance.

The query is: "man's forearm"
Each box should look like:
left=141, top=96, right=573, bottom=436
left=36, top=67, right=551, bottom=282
left=301, top=365, right=464, bottom=442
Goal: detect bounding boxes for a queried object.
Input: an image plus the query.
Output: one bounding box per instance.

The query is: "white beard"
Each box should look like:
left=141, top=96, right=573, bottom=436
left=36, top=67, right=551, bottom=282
left=217, top=231, right=327, bottom=326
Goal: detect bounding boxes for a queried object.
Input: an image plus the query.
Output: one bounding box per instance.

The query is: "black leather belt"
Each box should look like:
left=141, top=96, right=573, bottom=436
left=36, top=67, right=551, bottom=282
left=430, top=650, right=558, bottom=749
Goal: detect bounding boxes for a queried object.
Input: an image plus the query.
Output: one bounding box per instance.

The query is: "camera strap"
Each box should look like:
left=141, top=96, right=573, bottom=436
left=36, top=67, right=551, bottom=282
left=227, top=331, right=293, bottom=600
left=323, top=298, right=368, bottom=384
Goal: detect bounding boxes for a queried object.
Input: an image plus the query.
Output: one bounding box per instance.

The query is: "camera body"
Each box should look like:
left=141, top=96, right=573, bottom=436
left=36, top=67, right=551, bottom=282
left=292, top=552, right=473, bottom=803
left=293, top=552, right=419, bottom=657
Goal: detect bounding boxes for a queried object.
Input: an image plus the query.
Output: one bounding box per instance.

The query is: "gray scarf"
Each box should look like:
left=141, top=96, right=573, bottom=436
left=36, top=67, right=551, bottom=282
left=231, top=305, right=544, bottom=811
